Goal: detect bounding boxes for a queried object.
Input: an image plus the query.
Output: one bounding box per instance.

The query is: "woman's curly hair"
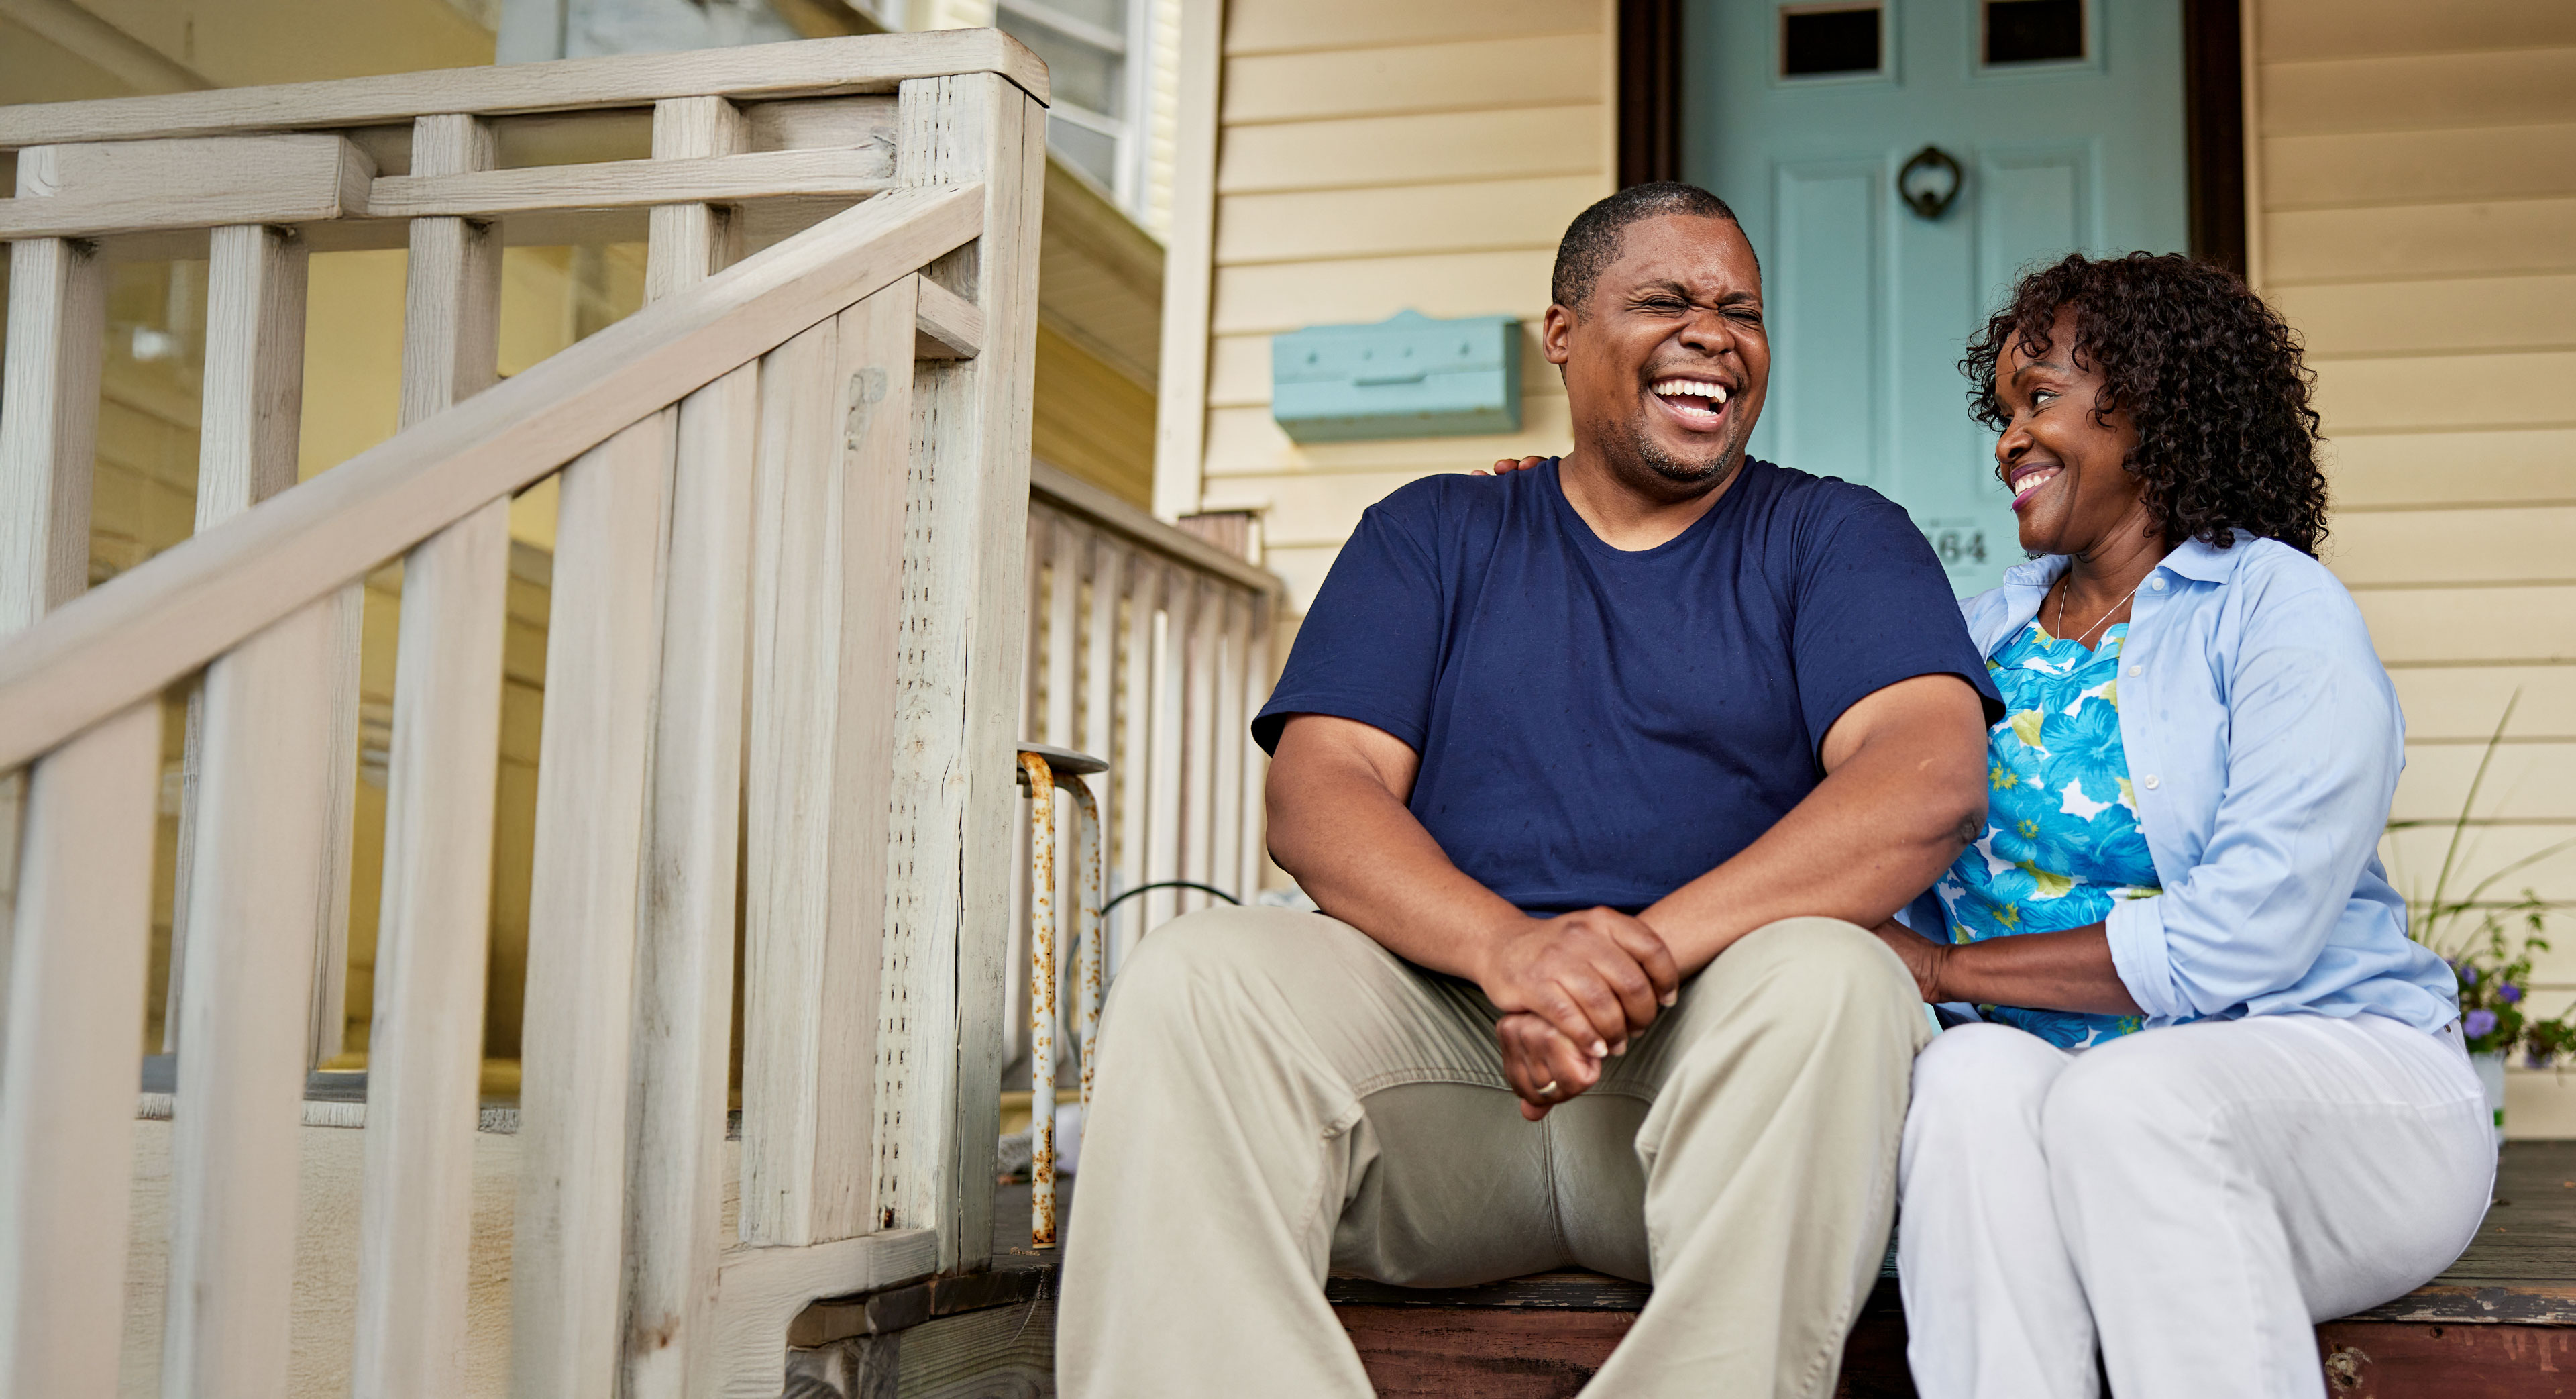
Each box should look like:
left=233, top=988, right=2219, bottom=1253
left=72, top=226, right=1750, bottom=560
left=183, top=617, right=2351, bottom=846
left=1962, top=252, right=2328, bottom=556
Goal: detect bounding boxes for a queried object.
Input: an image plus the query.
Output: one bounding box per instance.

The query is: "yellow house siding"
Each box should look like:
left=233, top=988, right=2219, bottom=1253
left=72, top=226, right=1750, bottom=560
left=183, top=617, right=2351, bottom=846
left=1034, top=320, right=1159, bottom=507
left=1188, top=0, right=1616, bottom=608
left=2251, top=1, right=2576, bottom=989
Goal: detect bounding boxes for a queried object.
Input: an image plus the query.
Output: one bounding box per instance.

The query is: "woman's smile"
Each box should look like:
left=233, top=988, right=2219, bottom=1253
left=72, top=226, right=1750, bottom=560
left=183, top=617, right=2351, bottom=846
left=2007, top=462, right=2063, bottom=512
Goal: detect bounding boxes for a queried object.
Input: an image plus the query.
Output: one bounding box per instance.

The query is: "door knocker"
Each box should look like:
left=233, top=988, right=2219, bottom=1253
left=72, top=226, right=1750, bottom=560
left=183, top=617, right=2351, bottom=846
left=1898, top=145, right=1964, bottom=220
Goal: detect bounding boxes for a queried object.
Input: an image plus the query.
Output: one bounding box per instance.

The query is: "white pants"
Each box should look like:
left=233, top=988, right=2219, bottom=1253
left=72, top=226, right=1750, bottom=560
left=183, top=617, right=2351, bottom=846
left=1897, top=1013, right=2493, bottom=1399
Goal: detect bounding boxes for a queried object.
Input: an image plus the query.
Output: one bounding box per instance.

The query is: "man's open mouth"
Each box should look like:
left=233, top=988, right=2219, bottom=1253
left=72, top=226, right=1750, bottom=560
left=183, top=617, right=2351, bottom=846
left=1650, top=376, right=1731, bottom=432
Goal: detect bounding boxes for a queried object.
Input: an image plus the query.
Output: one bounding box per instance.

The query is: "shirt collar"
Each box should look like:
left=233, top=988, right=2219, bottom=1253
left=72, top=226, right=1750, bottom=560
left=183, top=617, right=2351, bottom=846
left=2001, top=530, right=2251, bottom=591
left=2157, top=532, right=2250, bottom=584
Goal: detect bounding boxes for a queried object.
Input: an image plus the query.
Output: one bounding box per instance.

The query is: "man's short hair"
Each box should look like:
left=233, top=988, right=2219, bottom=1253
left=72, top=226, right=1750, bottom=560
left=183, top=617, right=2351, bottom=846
left=1550, top=181, right=1748, bottom=314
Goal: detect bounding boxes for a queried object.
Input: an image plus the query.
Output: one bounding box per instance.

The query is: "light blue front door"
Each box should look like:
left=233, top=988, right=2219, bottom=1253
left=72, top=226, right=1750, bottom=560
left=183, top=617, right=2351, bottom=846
left=1686, top=0, right=2188, bottom=593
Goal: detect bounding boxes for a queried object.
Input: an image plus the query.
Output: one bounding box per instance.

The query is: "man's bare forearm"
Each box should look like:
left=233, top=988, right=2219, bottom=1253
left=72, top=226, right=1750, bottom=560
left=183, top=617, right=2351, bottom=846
left=1642, top=675, right=1988, bottom=973
left=1264, top=719, right=1523, bottom=981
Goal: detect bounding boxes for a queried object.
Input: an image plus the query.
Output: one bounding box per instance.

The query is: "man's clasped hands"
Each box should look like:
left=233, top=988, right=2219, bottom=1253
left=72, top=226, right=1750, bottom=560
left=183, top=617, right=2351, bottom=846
left=1481, top=909, right=1682, bottom=1121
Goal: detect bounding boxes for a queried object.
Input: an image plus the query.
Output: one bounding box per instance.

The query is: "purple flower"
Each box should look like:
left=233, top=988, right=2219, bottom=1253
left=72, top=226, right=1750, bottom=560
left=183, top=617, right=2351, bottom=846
left=2461, top=964, right=2481, bottom=986
left=2500, top=982, right=2524, bottom=1004
left=2465, top=1008, right=2500, bottom=1040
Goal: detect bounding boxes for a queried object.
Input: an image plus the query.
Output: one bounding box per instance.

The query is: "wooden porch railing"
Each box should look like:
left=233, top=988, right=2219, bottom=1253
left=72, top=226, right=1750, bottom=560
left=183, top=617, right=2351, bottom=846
left=0, top=34, right=1053, bottom=1398
left=1016, top=464, right=1281, bottom=1041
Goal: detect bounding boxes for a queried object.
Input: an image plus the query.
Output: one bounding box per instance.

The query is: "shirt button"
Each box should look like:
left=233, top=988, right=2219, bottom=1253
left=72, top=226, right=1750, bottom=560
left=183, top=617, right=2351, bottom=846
left=2142, top=774, right=2161, bottom=790
left=2149, top=577, right=2167, bottom=592
left=2127, top=664, right=2141, bottom=677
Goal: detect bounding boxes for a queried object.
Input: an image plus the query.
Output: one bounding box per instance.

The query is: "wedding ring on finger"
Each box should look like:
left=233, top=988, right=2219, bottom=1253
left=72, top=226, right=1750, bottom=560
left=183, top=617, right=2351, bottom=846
left=1536, top=1080, right=1560, bottom=1099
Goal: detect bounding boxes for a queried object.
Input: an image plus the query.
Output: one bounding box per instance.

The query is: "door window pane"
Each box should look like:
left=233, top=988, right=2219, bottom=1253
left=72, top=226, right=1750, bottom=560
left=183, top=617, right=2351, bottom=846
left=1780, top=3, right=1884, bottom=78
left=1984, top=0, right=2085, bottom=64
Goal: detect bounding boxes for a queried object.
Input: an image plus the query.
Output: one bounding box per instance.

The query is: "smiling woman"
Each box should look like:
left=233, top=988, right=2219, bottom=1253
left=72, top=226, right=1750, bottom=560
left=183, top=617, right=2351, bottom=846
left=1876, top=252, right=2485, bottom=1399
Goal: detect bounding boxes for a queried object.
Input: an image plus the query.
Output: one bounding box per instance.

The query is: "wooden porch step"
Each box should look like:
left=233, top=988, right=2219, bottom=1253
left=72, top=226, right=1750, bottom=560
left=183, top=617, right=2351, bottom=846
left=796, top=1145, right=2576, bottom=1396
left=1324, top=1141, right=2576, bottom=1398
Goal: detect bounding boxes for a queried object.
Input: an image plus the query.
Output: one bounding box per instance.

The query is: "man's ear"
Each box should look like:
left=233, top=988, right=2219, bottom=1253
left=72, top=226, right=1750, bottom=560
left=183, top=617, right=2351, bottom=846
left=1541, top=303, right=1575, bottom=367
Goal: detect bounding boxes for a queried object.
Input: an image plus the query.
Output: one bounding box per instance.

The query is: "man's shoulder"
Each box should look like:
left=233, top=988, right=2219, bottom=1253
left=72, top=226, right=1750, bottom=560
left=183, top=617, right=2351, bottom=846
left=1739, top=458, right=1911, bottom=523
left=1731, top=459, right=1925, bottom=566
left=1354, top=464, right=1543, bottom=555
left=1373, top=465, right=1542, bottom=517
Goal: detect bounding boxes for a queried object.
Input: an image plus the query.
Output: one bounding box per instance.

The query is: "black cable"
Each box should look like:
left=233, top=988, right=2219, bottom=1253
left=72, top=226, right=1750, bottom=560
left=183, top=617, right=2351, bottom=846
left=1097, top=880, right=1240, bottom=917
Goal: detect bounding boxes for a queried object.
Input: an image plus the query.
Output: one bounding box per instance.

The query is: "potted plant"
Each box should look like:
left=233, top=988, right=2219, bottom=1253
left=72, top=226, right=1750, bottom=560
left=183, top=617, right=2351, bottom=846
left=2524, top=1013, right=2576, bottom=1071
left=2392, top=696, right=2575, bottom=1147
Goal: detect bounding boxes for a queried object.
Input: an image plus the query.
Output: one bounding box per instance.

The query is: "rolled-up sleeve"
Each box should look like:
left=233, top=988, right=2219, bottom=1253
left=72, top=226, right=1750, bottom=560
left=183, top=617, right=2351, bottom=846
left=2104, top=582, right=2404, bottom=1021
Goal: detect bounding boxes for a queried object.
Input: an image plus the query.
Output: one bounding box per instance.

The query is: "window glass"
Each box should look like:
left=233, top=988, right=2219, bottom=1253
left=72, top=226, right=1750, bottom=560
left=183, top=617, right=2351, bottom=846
left=1031, top=0, right=1122, bottom=32
left=1047, top=117, right=1122, bottom=190
left=1781, top=4, right=1883, bottom=77
left=1984, top=0, right=2084, bottom=64
left=1002, top=15, right=1123, bottom=116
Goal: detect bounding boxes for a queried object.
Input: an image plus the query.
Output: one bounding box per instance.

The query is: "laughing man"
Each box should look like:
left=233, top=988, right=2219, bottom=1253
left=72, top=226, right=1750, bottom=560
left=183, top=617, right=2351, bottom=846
left=1059, top=182, right=2002, bottom=1399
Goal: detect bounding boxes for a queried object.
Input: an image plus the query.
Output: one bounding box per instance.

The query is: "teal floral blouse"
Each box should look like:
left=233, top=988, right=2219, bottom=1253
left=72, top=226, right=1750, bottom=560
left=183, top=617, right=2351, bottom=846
left=1935, top=619, right=2161, bottom=1049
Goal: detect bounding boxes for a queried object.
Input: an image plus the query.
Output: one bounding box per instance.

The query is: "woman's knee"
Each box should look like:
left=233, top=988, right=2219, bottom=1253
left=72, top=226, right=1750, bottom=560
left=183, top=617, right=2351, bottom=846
left=1905, top=1024, right=2065, bottom=1155
left=2036, top=1033, right=2212, bottom=1165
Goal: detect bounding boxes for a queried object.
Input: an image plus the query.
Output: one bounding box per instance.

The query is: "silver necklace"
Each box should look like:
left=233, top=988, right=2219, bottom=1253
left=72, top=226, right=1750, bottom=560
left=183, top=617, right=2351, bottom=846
left=2053, top=576, right=2143, bottom=648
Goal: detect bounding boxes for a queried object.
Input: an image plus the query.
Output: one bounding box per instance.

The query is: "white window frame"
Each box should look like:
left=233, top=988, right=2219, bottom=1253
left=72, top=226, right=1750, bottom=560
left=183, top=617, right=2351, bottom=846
left=998, top=0, right=1156, bottom=211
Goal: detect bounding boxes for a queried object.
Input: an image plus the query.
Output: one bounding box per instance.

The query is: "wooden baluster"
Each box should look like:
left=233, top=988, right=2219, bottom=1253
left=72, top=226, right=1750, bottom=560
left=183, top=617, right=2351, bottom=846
left=1238, top=593, right=1275, bottom=901
left=0, top=236, right=103, bottom=632
left=625, top=93, right=754, bottom=1399
left=352, top=111, right=508, bottom=1399
left=1115, top=556, right=1159, bottom=967
left=1038, top=517, right=1080, bottom=1078
left=0, top=703, right=161, bottom=1394
left=1044, top=521, right=1080, bottom=754
left=511, top=411, right=672, bottom=1399
left=1211, top=587, right=1248, bottom=902
left=1081, top=537, right=1120, bottom=964
left=1143, top=572, right=1186, bottom=937
left=0, top=231, right=107, bottom=1037
left=160, top=221, right=339, bottom=1399
left=166, top=223, right=351, bottom=1070
left=877, top=70, right=1046, bottom=1273
left=1005, top=514, right=1042, bottom=1072
left=1181, top=576, right=1221, bottom=913
left=741, top=276, right=916, bottom=1251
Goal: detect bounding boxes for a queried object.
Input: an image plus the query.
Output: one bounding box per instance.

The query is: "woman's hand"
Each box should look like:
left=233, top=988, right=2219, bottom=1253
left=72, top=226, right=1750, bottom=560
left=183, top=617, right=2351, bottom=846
left=1472, top=454, right=1552, bottom=476
left=1868, top=919, right=1949, bottom=1004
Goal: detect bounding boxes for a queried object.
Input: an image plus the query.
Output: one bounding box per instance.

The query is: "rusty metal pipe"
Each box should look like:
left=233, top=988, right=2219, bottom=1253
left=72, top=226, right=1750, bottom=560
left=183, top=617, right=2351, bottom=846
left=1019, top=749, right=1059, bottom=1249
left=1066, top=779, right=1104, bottom=1110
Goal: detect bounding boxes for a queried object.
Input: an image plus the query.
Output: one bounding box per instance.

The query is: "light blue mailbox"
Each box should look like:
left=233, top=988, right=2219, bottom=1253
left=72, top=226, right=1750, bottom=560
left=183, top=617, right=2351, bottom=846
left=1271, top=310, right=1521, bottom=442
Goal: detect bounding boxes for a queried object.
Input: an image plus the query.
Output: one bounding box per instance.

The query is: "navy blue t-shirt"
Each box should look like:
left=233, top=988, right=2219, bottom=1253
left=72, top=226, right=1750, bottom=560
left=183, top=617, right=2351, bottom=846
left=1252, top=458, right=2002, bottom=916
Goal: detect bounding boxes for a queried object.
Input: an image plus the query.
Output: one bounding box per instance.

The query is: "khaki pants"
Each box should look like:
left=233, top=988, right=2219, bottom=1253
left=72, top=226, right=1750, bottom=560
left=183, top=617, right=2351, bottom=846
left=1057, top=906, right=1930, bottom=1398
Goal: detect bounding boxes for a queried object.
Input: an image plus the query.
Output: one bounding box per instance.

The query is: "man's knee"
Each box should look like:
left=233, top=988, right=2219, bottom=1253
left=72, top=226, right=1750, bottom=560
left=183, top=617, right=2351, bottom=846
left=1101, top=904, right=1384, bottom=1047
left=1701, top=916, right=1921, bottom=1030
left=1109, top=905, right=1314, bottom=1013
left=1644, top=917, right=1925, bottom=1086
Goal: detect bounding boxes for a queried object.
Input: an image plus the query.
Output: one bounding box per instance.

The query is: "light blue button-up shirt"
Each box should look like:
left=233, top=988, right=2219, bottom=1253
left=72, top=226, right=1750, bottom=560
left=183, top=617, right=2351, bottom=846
left=1913, top=533, right=2459, bottom=1033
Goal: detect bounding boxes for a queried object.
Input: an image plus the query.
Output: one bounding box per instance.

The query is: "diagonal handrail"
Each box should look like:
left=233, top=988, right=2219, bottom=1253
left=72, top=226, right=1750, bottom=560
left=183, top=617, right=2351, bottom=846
left=0, top=180, right=981, bottom=770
